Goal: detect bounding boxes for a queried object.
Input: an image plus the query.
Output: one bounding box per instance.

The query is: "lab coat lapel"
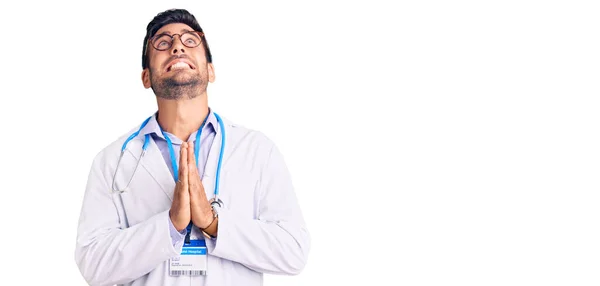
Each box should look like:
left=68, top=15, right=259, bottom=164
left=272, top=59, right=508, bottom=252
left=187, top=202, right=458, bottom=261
left=201, top=117, right=232, bottom=200
left=201, top=123, right=221, bottom=200
left=126, top=136, right=176, bottom=201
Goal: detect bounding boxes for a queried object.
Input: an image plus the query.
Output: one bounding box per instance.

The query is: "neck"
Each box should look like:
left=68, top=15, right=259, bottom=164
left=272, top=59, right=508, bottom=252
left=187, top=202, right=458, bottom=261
left=156, top=93, right=209, bottom=142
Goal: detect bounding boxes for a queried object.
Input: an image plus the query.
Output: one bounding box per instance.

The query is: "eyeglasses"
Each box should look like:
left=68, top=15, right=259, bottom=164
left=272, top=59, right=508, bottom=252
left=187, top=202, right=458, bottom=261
left=147, top=31, right=204, bottom=52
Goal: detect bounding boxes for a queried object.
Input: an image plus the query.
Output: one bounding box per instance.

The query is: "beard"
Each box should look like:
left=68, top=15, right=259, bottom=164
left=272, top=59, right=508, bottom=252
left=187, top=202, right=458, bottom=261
left=149, top=67, right=207, bottom=100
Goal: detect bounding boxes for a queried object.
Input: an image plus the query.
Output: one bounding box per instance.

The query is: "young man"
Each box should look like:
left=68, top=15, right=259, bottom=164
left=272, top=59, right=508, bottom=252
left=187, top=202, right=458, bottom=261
left=75, top=8, right=310, bottom=286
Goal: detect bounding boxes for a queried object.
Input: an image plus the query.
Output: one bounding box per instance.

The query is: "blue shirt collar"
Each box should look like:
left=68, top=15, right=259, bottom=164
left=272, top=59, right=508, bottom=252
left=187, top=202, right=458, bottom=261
left=140, top=108, right=217, bottom=144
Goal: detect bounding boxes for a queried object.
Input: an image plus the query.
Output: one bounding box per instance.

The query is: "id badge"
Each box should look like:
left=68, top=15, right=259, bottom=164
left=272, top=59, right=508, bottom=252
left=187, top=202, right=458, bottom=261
left=169, top=239, right=207, bottom=276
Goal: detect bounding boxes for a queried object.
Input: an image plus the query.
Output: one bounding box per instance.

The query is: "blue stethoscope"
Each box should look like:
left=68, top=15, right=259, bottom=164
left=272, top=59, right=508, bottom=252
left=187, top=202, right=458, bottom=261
left=111, top=112, right=225, bottom=209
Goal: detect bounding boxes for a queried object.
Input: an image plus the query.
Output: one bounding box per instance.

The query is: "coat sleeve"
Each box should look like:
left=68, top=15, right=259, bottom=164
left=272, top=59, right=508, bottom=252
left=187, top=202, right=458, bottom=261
left=74, top=151, right=182, bottom=286
left=205, top=142, right=311, bottom=275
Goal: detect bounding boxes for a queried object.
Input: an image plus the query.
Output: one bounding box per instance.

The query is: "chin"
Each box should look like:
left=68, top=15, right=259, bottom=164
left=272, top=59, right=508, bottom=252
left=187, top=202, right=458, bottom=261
left=167, top=72, right=198, bottom=85
left=150, top=69, right=206, bottom=99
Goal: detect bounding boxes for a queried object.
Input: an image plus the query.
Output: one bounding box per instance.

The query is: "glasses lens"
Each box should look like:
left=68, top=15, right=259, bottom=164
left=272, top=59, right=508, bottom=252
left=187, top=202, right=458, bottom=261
left=152, top=34, right=173, bottom=51
left=181, top=32, right=201, bottom=48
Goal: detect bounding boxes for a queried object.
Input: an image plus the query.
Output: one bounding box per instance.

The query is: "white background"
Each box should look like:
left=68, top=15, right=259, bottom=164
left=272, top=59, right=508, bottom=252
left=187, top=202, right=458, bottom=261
left=0, top=0, right=599, bottom=285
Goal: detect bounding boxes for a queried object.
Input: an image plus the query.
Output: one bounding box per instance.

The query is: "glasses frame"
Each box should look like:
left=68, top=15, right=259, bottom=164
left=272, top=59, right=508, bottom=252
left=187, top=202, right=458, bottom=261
left=145, top=31, right=205, bottom=54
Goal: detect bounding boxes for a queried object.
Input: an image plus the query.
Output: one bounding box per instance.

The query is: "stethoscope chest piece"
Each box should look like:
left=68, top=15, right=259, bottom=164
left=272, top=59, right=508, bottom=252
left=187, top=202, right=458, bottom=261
left=210, top=198, right=224, bottom=208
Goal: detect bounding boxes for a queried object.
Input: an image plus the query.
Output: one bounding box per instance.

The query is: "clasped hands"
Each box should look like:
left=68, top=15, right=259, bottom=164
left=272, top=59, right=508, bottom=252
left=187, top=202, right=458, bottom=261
left=169, top=142, right=217, bottom=234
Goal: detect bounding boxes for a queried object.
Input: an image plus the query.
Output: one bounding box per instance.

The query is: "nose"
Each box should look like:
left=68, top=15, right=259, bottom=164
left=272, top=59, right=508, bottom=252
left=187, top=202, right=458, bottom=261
left=171, top=35, right=186, bottom=55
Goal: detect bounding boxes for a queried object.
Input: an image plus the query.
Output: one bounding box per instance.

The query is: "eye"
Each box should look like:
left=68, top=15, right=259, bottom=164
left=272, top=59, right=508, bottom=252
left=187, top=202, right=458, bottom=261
left=185, top=38, right=198, bottom=46
left=152, top=34, right=173, bottom=50
left=157, top=40, right=170, bottom=49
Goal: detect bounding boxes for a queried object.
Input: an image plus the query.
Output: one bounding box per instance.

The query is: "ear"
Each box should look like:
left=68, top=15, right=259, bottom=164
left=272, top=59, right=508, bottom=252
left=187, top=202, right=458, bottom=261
left=208, top=63, right=215, bottom=83
left=141, top=69, right=151, bottom=89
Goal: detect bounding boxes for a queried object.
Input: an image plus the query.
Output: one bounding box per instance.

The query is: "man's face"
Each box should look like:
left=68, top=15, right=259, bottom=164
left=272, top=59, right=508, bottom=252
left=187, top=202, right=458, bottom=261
left=142, top=23, right=214, bottom=99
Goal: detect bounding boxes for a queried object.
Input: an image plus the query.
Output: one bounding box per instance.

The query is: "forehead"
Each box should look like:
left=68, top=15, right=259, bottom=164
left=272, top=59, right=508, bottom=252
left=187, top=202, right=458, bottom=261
left=155, top=23, right=195, bottom=35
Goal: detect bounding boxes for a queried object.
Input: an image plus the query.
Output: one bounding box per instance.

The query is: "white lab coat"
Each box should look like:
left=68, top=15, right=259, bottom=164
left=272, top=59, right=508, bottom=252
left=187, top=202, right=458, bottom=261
left=74, top=114, right=310, bottom=286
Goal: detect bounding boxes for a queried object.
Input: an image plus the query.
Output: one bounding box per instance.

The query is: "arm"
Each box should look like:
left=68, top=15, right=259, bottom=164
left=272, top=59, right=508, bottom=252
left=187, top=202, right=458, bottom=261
left=205, top=143, right=311, bottom=275
left=74, top=152, right=184, bottom=286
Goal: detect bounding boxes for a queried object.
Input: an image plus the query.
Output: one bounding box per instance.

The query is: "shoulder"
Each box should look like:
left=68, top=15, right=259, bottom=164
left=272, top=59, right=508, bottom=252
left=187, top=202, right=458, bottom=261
left=218, top=114, right=281, bottom=160
left=222, top=115, right=277, bottom=144
left=90, top=122, right=146, bottom=165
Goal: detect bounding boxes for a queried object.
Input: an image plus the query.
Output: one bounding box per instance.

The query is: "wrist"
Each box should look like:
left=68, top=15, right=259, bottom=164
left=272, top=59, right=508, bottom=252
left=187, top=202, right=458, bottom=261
left=201, top=209, right=214, bottom=228
left=200, top=216, right=214, bottom=229
left=202, top=217, right=218, bottom=238
left=201, top=207, right=219, bottom=238
left=169, top=210, right=186, bottom=232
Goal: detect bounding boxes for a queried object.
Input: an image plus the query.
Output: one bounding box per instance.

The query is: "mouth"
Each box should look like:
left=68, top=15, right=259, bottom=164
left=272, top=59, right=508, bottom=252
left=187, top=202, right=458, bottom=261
left=166, top=59, right=196, bottom=72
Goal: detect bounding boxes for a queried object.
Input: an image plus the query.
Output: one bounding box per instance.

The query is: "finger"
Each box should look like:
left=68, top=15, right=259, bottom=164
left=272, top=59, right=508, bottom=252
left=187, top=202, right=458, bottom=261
left=187, top=143, right=206, bottom=197
left=188, top=143, right=200, bottom=187
left=188, top=141, right=196, bottom=171
left=188, top=143, right=199, bottom=179
left=180, top=142, right=188, bottom=190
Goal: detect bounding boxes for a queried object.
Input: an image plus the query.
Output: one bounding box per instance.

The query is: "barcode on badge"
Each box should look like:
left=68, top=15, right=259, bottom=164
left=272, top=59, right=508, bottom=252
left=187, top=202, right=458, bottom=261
left=170, top=270, right=206, bottom=276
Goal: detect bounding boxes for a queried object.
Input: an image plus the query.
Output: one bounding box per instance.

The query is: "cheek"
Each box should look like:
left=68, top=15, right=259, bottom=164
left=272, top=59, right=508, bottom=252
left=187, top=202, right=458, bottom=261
left=149, top=60, right=159, bottom=72
left=192, top=51, right=207, bottom=65
left=147, top=67, right=161, bottom=83
left=149, top=59, right=165, bottom=76
left=148, top=53, right=168, bottom=70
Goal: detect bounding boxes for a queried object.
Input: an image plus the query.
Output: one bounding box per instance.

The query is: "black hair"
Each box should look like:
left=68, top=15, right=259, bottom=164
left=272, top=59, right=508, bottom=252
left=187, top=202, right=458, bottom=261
left=142, top=8, right=213, bottom=69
